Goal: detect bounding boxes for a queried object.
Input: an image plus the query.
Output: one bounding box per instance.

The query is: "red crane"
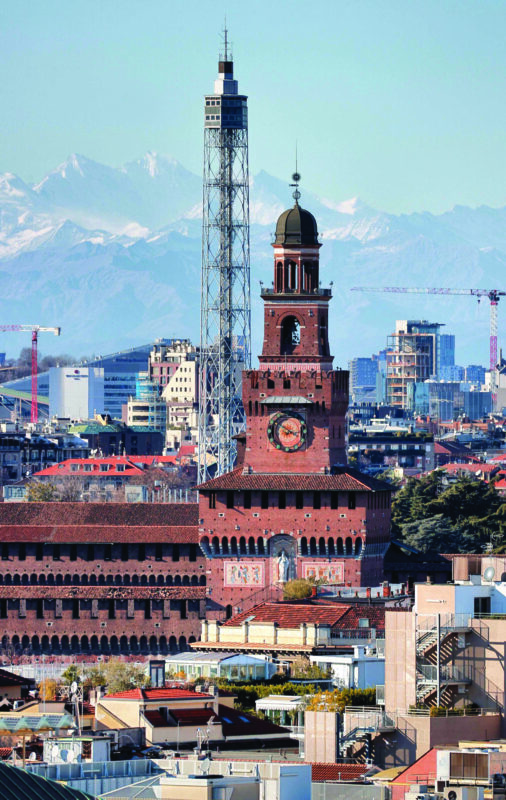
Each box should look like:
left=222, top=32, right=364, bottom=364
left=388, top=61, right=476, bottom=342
left=351, top=286, right=505, bottom=402
left=0, top=325, right=61, bottom=423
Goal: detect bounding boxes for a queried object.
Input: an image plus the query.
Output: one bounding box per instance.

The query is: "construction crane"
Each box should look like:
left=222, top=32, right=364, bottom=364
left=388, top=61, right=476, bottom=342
left=0, top=325, right=61, bottom=423
left=351, top=286, right=505, bottom=401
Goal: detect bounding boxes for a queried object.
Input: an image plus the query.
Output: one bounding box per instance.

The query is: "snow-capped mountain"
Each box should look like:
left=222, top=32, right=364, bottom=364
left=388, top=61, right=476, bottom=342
left=0, top=152, right=504, bottom=365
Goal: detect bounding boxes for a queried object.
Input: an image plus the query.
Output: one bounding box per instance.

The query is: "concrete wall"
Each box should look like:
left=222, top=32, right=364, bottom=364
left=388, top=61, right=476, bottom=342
left=304, top=710, right=339, bottom=763
left=384, top=610, right=416, bottom=713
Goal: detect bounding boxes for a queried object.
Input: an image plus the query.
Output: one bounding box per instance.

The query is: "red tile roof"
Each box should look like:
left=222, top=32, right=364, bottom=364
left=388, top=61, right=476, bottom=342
left=0, top=502, right=199, bottom=543
left=103, top=688, right=213, bottom=700
left=221, top=601, right=384, bottom=630
left=0, top=586, right=205, bottom=600
left=198, top=467, right=391, bottom=492
left=0, top=502, right=198, bottom=526
left=34, top=456, right=180, bottom=478
left=442, top=463, right=498, bottom=475
left=311, top=763, right=370, bottom=782
left=0, top=525, right=198, bottom=543
left=143, top=709, right=169, bottom=727
left=170, top=708, right=215, bottom=725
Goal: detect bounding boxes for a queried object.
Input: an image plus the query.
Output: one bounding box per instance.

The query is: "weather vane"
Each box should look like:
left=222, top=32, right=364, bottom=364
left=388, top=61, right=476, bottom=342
left=289, top=144, right=301, bottom=203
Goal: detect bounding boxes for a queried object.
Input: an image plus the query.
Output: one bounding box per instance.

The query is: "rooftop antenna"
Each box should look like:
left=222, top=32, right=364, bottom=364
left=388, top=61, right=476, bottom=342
left=290, top=145, right=301, bottom=204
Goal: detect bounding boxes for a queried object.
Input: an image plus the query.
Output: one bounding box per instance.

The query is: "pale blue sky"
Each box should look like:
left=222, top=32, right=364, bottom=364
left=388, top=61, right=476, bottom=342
left=2, top=0, right=506, bottom=213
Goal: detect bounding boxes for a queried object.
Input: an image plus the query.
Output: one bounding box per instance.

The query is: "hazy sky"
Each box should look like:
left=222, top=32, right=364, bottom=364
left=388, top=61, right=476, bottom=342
left=2, top=0, right=506, bottom=213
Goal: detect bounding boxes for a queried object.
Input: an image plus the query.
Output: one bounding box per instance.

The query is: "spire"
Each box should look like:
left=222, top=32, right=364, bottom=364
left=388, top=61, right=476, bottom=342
left=289, top=148, right=301, bottom=205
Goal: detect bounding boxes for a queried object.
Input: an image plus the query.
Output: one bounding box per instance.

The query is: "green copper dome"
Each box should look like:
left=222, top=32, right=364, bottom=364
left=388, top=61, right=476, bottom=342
left=275, top=203, right=319, bottom=246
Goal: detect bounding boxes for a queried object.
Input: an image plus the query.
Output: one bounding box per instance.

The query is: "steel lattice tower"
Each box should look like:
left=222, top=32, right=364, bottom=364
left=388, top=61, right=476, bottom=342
left=198, top=38, right=251, bottom=483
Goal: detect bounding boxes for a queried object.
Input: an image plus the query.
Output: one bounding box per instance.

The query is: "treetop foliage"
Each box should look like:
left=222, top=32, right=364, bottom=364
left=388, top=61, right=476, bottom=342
left=392, top=470, right=504, bottom=554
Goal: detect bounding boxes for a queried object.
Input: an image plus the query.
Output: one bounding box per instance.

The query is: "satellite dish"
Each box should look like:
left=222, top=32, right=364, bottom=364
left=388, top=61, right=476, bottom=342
left=66, top=748, right=76, bottom=763
left=200, top=758, right=211, bottom=775
left=484, top=566, right=496, bottom=582
left=51, top=744, right=60, bottom=763
left=70, top=681, right=78, bottom=695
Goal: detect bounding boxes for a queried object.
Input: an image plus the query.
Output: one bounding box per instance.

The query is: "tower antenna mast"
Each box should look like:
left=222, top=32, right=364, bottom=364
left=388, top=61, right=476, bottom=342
left=198, top=35, right=251, bottom=482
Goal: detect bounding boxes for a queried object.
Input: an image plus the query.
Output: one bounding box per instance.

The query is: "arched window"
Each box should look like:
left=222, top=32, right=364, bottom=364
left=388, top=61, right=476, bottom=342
left=328, top=538, right=335, bottom=556
left=248, top=536, right=256, bottom=555
left=337, top=538, right=344, bottom=555
left=355, top=537, right=363, bottom=556
left=289, top=261, right=297, bottom=289
left=257, top=538, right=265, bottom=555
left=345, top=537, right=353, bottom=556
left=222, top=537, right=229, bottom=555
left=230, top=537, right=238, bottom=555
left=191, top=575, right=198, bottom=586
left=212, top=536, right=220, bottom=555
left=239, top=537, right=247, bottom=555
left=319, top=537, right=326, bottom=556
left=276, top=261, right=283, bottom=291
left=225, top=605, right=233, bottom=620
left=280, top=316, right=301, bottom=355
left=182, top=575, right=190, bottom=586
left=123, top=574, right=130, bottom=585
left=309, top=537, right=317, bottom=556
left=166, top=575, right=173, bottom=585
left=199, top=575, right=206, bottom=586
left=300, top=537, right=308, bottom=556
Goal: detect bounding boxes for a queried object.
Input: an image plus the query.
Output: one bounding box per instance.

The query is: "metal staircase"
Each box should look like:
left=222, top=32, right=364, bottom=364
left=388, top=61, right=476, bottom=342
left=415, top=614, right=473, bottom=706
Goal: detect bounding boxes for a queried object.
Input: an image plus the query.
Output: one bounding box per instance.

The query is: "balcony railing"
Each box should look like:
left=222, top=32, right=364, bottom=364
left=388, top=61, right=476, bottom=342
left=261, top=287, right=332, bottom=296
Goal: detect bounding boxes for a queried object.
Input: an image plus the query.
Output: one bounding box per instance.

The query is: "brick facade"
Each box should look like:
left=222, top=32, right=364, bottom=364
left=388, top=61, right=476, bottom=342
left=0, top=502, right=204, bottom=656
left=198, top=200, right=391, bottom=615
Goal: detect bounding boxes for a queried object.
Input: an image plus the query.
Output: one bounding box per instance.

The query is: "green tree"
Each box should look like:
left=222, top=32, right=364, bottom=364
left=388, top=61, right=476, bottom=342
left=61, top=665, right=80, bottom=686
left=27, top=481, right=58, bottom=502
left=283, top=579, right=313, bottom=600
left=95, top=661, right=149, bottom=695
left=400, top=514, right=458, bottom=553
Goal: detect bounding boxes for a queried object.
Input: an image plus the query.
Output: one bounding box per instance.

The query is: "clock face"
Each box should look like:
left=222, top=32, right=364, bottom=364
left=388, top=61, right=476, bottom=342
left=267, top=411, right=307, bottom=452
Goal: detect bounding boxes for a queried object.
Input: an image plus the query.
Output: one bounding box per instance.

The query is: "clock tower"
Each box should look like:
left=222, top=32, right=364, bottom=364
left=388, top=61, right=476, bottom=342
left=198, top=182, right=391, bottom=616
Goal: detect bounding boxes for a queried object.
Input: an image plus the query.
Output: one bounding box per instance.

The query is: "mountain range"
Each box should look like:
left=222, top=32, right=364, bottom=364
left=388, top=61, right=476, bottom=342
left=1, top=151, right=505, bottom=366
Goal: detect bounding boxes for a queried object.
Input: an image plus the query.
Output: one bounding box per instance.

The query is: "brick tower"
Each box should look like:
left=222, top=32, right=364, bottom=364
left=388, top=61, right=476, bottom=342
left=199, top=183, right=391, bottom=616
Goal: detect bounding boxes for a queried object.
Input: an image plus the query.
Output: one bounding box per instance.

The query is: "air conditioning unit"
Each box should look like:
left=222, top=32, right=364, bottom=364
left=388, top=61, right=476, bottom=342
left=444, top=787, right=481, bottom=800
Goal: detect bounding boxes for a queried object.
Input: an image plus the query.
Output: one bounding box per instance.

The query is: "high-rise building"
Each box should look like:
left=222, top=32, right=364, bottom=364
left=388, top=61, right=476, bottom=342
left=198, top=37, right=251, bottom=482
left=386, top=320, right=443, bottom=409
left=348, top=356, right=379, bottom=403
left=465, top=364, right=486, bottom=385
left=439, top=333, right=455, bottom=370
left=49, top=366, right=104, bottom=420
